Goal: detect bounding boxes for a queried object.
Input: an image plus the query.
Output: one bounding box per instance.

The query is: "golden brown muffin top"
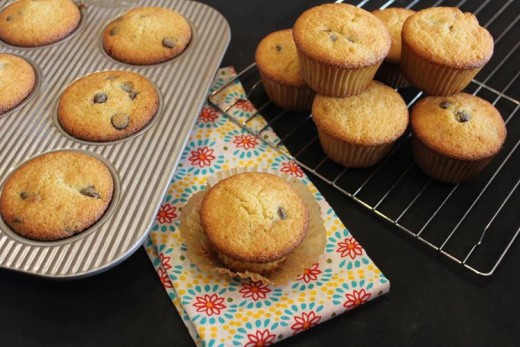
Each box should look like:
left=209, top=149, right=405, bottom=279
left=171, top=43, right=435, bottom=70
left=293, top=3, right=391, bottom=68
left=372, top=7, right=415, bottom=63
left=200, top=172, right=309, bottom=263
left=312, top=81, right=408, bottom=146
left=0, top=53, right=35, bottom=114
left=102, top=7, right=191, bottom=65
left=255, top=29, right=306, bottom=87
left=0, top=151, right=114, bottom=241
left=0, top=0, right=81, bottom=47
left=57, top=70, right=159, bottom=142
left=402, top=7, right=493, bottom=69
left=411, top=93, right=506, bottom=161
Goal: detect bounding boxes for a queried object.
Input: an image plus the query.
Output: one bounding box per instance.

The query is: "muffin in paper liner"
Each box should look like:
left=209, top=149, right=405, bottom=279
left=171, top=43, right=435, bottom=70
left=179, top=167, right=326, bottom=286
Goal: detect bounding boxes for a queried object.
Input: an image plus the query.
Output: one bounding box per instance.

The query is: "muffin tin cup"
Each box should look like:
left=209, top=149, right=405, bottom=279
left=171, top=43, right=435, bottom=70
left=259, top=72, right=315, bottom=111
left=297, top=51, right=382, bottom=97
left=317, top=130, right=396, bottom=168
left=0, top=0, right=230, bottom=278
left=401, top=40, right=482, bottom=96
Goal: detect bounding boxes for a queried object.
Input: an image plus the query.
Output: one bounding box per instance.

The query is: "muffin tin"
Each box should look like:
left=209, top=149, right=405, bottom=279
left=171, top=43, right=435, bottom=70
left=0, top=0, right=230, bottom=278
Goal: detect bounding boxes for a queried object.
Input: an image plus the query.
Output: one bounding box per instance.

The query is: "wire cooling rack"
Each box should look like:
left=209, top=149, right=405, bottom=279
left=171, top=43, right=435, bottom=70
left=208, top=0, right=520, bottom=277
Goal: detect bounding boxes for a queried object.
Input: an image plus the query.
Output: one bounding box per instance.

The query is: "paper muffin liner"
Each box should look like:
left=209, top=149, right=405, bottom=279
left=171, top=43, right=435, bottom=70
left=401, top=40, right=482, bottom=96
left=317, top=129, right=395, bottom=168
left=412, top=137, right=493, bottom=183
left=260, top=72, right=315, bottom=111
left=374, top=61, right=410, bottom=89
left=179, top=167, right=326, bottom=286
left=297, top=51, right=381, bottom=97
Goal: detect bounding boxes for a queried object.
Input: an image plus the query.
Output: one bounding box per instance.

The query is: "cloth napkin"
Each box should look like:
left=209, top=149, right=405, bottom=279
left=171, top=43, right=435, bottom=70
left=144, top=67, right=390, bottom=347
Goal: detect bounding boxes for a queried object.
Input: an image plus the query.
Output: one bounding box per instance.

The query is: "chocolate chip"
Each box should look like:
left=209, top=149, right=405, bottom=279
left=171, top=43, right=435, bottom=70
left=20, top=192, right=29, bottom=200
left=162, top=37, right=175, bottom=49
left=109, top=27, right=119, bottom=36
left=128, top=91, right=138, bottom=100
left=111, top=113, right=129, bottom=130
left=275, top=44, right=283, bottom=52
left=6, top=15, right=13, bottom=22
left=347, top=37, right=355, bottom=43
left=455, top=110, right=470, bottom=123
left=64, top=227, right=76, bottom=236
left=440, top=101, right=451, bottom=109
left=93, top=92, right=107, bottom=104
left=12, top=217, right=22, bottom=224
left=80, top=185, right=101, bottom=199
left=120, top=82, right=134, bottom=93
left=278, top=207, right=287, bottom=220
left=330, top=34, right=338, bottom=42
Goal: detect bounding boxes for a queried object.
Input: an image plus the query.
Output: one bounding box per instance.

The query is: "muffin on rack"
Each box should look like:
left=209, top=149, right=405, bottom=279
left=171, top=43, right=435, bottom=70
left=0, top=0, right=81, bottom=47
left=312, top=81, right=408, bottom=168
left=57, top=70, right=159, bottom=142
left=200, top=172, right=309, bottom=274
left=0, top=151, right=114, bottom=241
left=255, top=29, right=314, bottom=111
left=293, top=3, right=391, bottom=97
left=401, top=7, right=494, bottom=96
left=0, top=53, right=36, bottom=114
left=372, top=7, right=415, bottom=89
left=411, top=93, right=507, bottom=183
left=103, top=7, right=191, bottom=65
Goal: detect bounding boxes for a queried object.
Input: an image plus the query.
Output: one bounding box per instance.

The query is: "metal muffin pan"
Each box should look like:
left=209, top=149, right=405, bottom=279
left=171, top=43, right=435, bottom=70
left=0, top=0, right=231, bottom=278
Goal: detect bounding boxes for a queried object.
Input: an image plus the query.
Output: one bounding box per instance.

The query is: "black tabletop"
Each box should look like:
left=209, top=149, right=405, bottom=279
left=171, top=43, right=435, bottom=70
left=1, top=0, right=519, bottom=346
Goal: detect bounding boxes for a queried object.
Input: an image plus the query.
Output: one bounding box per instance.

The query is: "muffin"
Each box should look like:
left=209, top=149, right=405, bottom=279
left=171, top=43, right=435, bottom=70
left=411, top=93, right=506, bottom=183
left=372, top=8, right=415, bottom=88
left=0, top=151, right=114, bottom=241
left=312, top=81, right=408, bottom=168
left=0, top=54, right=36, bottom=114
left=199, top=172, right=309, bottom=274
left=401, top=7, right=494, bottom=96
left=57, top=70, right=159, bottom=142
left=103, top=7, right=191, bottom=65
left=0, top=0, right=81, bottom=47
left=293, top=3, right=391, bottom=97
left=255, top=29, right=314, bottom=111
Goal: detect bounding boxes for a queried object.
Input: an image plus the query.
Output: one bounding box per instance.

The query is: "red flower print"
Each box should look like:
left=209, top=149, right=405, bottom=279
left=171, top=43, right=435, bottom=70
left=198, top=106, right=218, bottom=123
left=156, top=203, right=177, bottom=224
left=159, top=253, right=172, bottom=271
left=233, top=134, right=258, bottom=150
left=280, top=161, right=304, bottom=178
left=245, top=329, right=276, bottom=347
left=239, top=280, right=271, bottom=301
left=235, top=99, right=255, bottom=112
left=337, top=237, right=363, bottom=259
left=188, top=146, right=215, bottom=168
left=157, top=267, right=173, bottom=288
left=291, top=311, right=321, bottom=334
left=193, top=294, right=226, bottom=316
left=297, top=263, right=321, bottom=283
left=343, top=289, right=371, bottom=310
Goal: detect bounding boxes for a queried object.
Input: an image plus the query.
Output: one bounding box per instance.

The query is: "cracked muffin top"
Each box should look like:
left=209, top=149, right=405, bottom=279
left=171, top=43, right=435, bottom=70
left=200, top=172, right=309, bottom=263
left=0, top=151, right=113, bottom=241
left=57, top=70, right=159, bottom=142
left=102, top=6, right=191, bottom=65
left=293, top=3, right=391, bottom=68
left=0, top=0, right=81, bottom=47
left=255, top=29, right=306, bottom=87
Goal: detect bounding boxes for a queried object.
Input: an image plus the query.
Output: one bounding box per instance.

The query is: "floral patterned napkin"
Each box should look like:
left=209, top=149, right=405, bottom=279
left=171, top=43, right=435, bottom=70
left=144, top=67, right=390, bottom=347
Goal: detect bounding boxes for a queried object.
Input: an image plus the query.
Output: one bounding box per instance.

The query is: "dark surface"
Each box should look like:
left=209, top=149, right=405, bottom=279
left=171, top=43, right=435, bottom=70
left=1, top=0, right=519, bottom=346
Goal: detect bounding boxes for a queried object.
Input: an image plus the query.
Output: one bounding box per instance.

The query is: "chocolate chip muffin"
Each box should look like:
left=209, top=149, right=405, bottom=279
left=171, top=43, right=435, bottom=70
left=102, top=7, right=191, bottom=65
left=57, top=70, right=159, bottom=142
left=401, top=7, right=494, bottom=96
left=312, top=81, right=408, bottom=168
left=0, top=53, right=36, bottom=114
left=411, top=93, right=507, bottom=183
left=293, top=3, right=391, bottom=97
left=200, top=172, right=309, bottom=274
left=0, top=151, right=114, bottom=241
left=372, top=8, right=415, bottom=88
left=0, top=0, right=81, bottom=47
left=255, top=29, right=314, bottom=111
